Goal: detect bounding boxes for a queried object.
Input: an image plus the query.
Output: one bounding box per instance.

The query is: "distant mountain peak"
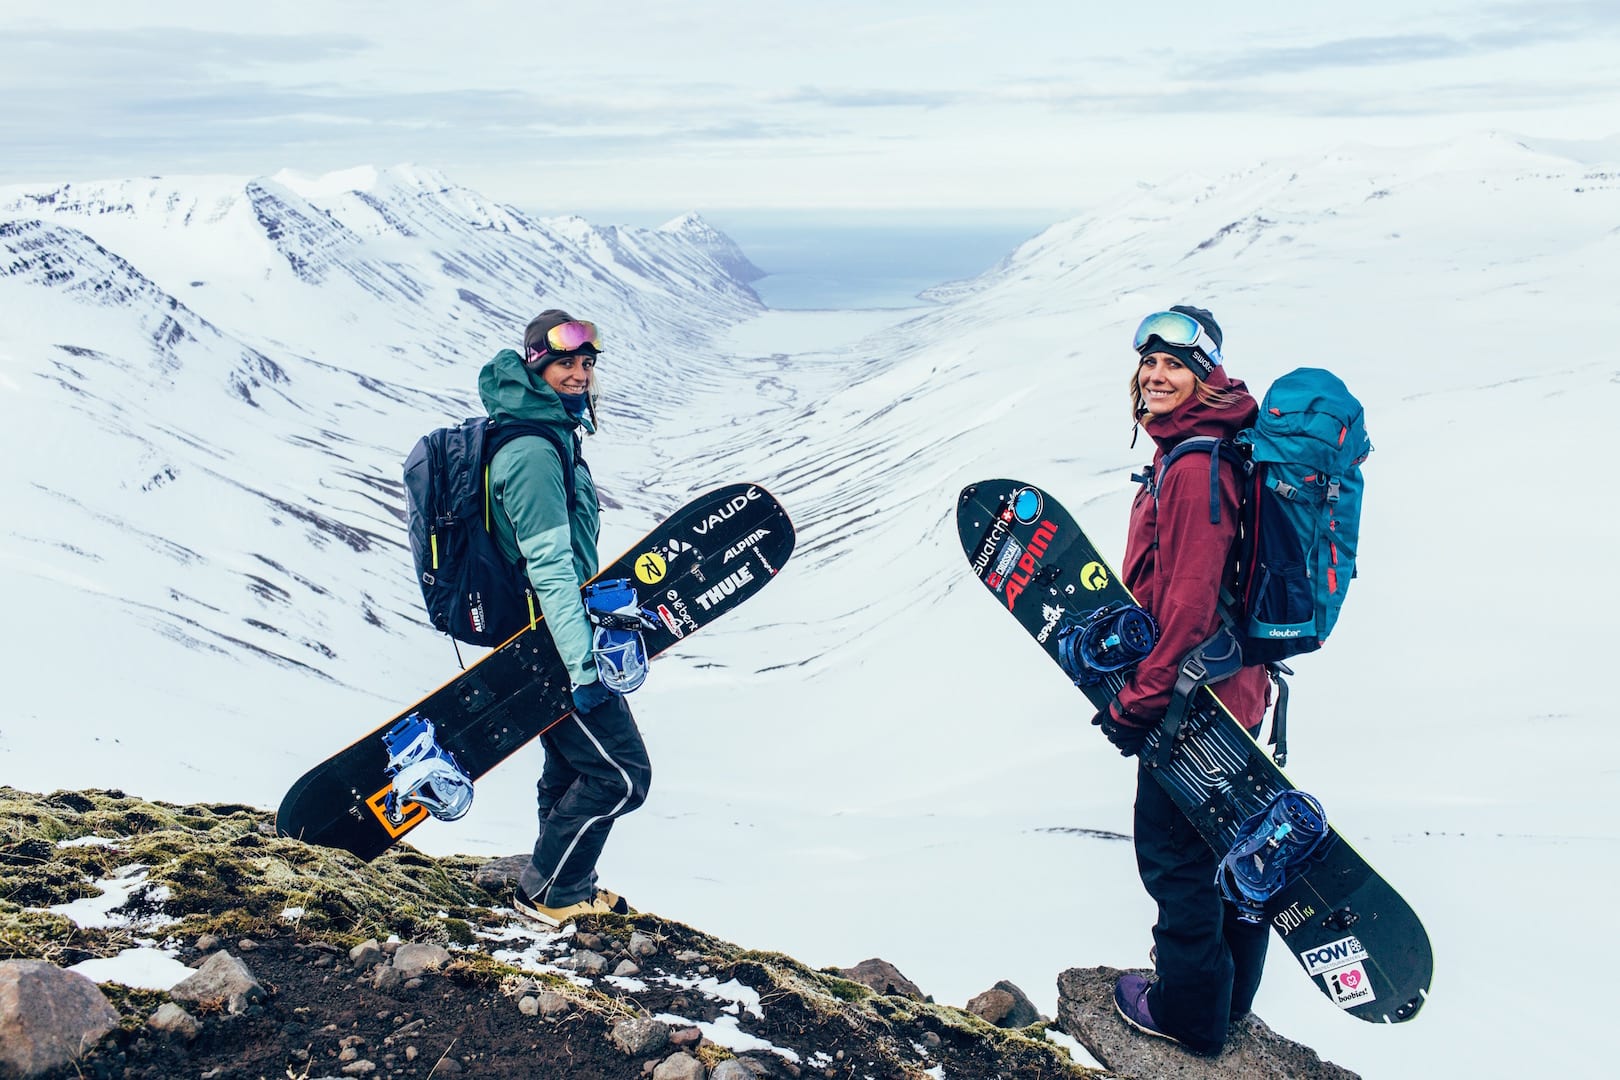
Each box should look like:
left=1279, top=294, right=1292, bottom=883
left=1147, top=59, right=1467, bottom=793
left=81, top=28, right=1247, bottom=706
left=656, top=212, right=764, bottom=283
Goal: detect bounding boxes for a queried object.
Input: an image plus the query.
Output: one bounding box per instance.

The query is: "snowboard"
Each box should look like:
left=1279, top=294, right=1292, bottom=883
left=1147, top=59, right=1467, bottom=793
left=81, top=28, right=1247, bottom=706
left=277, top=483, right=794, bottom=861
left=956, top=479, right=1431, bottom=1025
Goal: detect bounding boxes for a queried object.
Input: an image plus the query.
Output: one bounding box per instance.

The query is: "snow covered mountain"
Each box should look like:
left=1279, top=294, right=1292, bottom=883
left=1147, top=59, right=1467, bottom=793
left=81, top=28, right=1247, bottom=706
left=0, top=164, right=765, bottom=793
left=3, top=134, right=1617, bottom=1078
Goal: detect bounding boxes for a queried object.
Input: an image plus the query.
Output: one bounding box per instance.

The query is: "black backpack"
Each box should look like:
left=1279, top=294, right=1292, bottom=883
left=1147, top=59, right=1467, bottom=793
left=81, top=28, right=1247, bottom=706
left=403, top=416, right=585, bottom=648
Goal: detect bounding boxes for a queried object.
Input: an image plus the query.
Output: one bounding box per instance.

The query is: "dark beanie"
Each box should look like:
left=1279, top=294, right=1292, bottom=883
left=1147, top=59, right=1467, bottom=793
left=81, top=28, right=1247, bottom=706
left=1139, top=304, right=1224, bottom=380
left=524, top=309, right=577, bottom=356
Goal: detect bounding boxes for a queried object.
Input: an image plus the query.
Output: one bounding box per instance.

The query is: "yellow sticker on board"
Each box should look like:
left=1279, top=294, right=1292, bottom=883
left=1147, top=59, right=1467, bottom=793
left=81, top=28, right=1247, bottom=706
left=1080, top=561, right=1110, bottom=591
left=634, top=551, right=667, bottom=585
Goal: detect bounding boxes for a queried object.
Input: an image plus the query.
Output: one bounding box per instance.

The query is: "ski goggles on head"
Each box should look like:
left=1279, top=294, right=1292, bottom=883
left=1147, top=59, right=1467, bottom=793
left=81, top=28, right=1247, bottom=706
left=529, top=320, right=601, bottom=358
left=1133, top=310, right=1222, bottom=371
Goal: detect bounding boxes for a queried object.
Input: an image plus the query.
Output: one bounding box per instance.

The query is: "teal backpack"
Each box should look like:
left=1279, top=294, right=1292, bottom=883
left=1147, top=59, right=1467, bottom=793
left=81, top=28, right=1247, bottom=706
left=1141, top=368, right=1371, bottom=762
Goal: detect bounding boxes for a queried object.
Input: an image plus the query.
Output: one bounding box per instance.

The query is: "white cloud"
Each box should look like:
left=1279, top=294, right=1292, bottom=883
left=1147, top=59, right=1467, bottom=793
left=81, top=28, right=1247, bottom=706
left=1, top=0, right=1616, bottom=207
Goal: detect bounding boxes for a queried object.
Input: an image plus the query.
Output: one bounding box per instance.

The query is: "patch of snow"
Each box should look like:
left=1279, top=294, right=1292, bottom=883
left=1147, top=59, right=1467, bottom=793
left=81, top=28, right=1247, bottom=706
left=654, top=1012, right=801, bottom=1063
left=68, top=946, right=193, bottom=990
left=42, top=865, right=177, bottom=930
left=1044, top=1027, right=1103, bottom=1069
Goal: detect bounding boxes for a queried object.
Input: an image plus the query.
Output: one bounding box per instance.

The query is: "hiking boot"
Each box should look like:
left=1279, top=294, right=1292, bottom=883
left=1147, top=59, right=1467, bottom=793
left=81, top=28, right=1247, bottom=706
left=513, top=890, right=621, bottom=927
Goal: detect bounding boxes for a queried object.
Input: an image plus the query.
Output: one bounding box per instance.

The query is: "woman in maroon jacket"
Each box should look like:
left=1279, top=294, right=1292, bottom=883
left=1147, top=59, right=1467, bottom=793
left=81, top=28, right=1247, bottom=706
left=1095, top=305, right=1271, bottom=1057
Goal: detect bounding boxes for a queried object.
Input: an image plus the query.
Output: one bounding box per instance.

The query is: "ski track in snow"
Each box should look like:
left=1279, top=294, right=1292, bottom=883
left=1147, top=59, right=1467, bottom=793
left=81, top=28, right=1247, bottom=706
left=3, top=140, right=1619, bottom=1078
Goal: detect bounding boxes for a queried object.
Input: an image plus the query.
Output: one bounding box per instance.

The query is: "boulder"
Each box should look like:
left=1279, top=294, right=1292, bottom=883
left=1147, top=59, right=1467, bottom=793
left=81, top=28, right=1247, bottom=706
left=1056, top=966, right=1360, bottom=1079
left=837, top=957, right=924, bottom=1000
left=147, top=1002, right=201, bottom=1040
left=611, top=1017, right=671, bottom=1056
left=390, top=943, right=450, bottom=979
left=169, top=951, right=266, bottom=1014
left=965, top=980, right=1040, bottom=1028
left=652, top=1051, right=706, bottom=1080
left=0, top=960, right=120, bottom=1077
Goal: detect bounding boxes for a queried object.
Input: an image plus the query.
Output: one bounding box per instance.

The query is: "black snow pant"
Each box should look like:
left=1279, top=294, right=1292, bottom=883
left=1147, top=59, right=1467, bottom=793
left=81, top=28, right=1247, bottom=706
left=517, top=694, right=651, bottom=907
left=1134, top=759, right=1269, bottom=1055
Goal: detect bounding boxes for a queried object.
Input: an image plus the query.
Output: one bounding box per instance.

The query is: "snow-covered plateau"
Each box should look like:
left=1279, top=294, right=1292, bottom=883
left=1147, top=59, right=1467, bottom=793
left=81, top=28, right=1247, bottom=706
left=2, top=133, right=1616, bottom=1078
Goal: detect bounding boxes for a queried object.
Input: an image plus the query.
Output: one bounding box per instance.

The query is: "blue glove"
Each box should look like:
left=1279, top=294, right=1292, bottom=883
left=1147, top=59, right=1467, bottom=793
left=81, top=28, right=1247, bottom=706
left=572, top=679, right=616, bottom=715
left=1092, top=706, right=1152, bottom=757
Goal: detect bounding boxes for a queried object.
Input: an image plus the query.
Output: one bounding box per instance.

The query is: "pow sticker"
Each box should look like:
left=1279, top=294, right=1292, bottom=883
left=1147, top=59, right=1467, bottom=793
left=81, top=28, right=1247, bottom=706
left=1323, top=962, right=1376, bottom=1009
left=634, top=551, right=667, bottom=585
left=1080, top=561, right=1110, bottom=591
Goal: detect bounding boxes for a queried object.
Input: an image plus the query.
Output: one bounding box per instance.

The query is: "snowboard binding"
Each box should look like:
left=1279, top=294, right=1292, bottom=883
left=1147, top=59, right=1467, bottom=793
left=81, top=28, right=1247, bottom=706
left=380, top=714, right=474, bottom=824
left=1055, top=603, right=1160, bottom=686
left=584, top=578, right=657, bottom=694
left=1217, top=789, right=1330, bottom=923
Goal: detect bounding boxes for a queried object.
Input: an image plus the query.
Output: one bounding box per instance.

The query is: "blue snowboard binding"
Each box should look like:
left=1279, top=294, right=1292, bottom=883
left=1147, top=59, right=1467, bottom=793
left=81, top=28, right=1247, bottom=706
left=584, top=578, right=657, bottom=694
left=1055, top=603, right=1159, bottom=686
left=380, top=713, right=474, bottom=824
left=1217, top=789, right=1330, bottom=923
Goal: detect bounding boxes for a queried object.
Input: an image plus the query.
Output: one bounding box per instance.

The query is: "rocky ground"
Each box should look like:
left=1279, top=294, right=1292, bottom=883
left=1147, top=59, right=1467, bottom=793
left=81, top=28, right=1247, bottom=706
left=0, top=787, right=1096, bottom=1080
left=1, top=787, right=1360, bottom=1079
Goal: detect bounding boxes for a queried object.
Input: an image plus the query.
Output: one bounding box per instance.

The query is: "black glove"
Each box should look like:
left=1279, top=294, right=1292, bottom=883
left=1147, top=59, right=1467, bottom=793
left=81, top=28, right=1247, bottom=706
left=572, top=679, right=616, bottom=715
left=1092, top=706, right=1152, bottom=757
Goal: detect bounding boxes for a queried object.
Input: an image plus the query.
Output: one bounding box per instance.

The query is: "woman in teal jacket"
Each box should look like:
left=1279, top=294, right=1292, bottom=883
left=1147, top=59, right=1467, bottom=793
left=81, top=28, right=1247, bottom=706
left=480, top=309, right=650, bottom=926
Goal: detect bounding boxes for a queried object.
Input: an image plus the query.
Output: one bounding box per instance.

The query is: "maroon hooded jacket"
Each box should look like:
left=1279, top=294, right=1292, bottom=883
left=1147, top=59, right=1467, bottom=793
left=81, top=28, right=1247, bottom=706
left=1113, top=368, right=1271, bottom=731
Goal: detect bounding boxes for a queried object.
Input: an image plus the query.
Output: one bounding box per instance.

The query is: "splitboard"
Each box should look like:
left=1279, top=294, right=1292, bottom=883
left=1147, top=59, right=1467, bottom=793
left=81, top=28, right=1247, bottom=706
left=277, top=483, right=793, bottom=860
left=956, top=478, right=1431, bottom=1024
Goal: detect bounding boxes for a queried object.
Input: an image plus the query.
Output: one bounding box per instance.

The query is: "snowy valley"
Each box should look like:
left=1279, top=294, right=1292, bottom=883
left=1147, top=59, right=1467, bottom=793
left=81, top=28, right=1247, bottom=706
left=3, top=134, right=1618, bottom=1078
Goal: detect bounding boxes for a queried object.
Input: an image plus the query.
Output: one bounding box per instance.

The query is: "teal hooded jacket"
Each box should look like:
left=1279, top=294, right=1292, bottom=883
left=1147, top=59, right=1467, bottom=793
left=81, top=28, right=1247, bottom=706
left=478, top=348, right=601, bottom=686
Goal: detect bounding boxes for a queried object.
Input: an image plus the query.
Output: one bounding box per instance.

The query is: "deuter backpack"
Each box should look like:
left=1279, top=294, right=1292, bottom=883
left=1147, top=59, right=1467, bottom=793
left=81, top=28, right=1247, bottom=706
left=1139, top=367, right=1371, bottom=763
left=403, top=416, right=584, bottom=650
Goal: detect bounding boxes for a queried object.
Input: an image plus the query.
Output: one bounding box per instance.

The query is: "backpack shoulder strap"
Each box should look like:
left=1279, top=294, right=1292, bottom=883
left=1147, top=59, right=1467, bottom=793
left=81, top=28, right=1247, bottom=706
left=1147, top=435, right=1237, bottom=524
left=485, top=419, right=579, bottom=509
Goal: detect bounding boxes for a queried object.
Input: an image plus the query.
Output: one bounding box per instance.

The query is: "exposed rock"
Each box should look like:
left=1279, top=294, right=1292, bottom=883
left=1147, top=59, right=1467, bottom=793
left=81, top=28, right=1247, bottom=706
left=653, top=1051, right=707, bottom=1080
left=573, top=949, right=610, bottom=975
left=472, top=853, right=531, bottom=892
left=536, top=991, right=572, bottom=1018
left=349, top=939, right=383, bottom=968
left=0, top=960, right=120, bottom=1077
left=710, top=1060, right=753, bottom=1080
left=390, top=943, right=450, bottom=979
left=147, top=1001, right=202, bottom=1040
left=837, top=957, right=924, bottom=1000
left=574, top=931, right=607, bottom=951
left=612, top=1017, right=672, bottom=1056
left=194, top=933, right=221, bottom=953
left=629, top=931, right=659, bottom=958
left=170, top=951, right=267, bottom=1014
left=1057, top=965, right=1359, bottom=1079
left=614, top=959, right=642, bottom=977
left=518, top=996, right=541, bottom=1017
left=966, top=980, right=1040, bottom=1028
left=669, top=1025, right=703, bottom=1048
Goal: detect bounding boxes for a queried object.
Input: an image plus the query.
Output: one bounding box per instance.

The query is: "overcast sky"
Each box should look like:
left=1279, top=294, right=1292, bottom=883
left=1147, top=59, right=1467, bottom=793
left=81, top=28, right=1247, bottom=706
left=3, top=0, right=1617, bottom=214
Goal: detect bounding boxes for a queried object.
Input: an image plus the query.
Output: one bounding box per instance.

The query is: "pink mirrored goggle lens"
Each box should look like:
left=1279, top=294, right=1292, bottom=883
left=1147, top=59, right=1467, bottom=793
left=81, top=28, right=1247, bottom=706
left=544, top=320, right=600, bottom=353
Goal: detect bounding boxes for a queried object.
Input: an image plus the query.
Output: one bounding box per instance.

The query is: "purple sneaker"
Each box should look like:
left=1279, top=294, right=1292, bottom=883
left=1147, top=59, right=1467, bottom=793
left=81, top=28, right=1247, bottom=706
left=1115, top=974, right=1224, bottom=1057
left=1114, top=973, right=1182, bottom=1046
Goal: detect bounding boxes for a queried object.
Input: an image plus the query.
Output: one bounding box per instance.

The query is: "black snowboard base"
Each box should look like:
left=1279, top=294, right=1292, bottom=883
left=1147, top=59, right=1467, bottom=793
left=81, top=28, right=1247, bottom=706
left=957, top=478, right=1431, bottom=1024
left=277, top=483, right=795, bottom=860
